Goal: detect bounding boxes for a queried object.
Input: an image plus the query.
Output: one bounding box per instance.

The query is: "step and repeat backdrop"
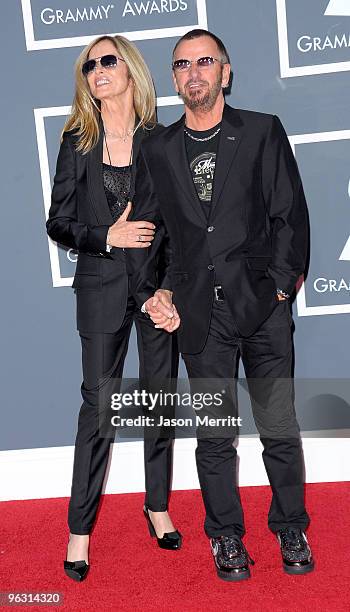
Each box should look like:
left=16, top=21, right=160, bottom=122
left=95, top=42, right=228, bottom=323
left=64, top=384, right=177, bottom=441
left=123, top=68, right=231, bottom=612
left=2, top=0, right=350, bottom=452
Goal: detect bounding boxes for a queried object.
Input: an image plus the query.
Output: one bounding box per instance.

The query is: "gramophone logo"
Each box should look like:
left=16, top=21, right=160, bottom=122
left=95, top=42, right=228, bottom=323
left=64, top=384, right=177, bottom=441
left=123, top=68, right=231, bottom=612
left=276, top=0, right=350, bottom=77
left=21, top=0, right=208, bottom=50
left=338, top=179, right=350, bottom=261
left=289, top=129, right=350, bottom=317
left=324, top=0, right=350, bottom=16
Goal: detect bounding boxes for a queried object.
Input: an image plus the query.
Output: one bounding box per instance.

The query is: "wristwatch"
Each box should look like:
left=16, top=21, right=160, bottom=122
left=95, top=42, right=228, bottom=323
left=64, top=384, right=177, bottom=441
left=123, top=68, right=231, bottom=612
left=277, top=288, right=290, bottom=299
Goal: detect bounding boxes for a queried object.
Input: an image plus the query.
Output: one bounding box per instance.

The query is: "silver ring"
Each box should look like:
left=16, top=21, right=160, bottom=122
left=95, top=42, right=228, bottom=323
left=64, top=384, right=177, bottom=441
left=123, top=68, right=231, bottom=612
left=138, top=235, right=143, bottom=242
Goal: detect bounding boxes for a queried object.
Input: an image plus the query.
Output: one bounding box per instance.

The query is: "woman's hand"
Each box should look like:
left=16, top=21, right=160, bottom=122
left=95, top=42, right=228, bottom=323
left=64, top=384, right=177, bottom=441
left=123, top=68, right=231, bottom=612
left=145, top=290, right=181, bottom=333
left=107, top=202, right=155, bottom=248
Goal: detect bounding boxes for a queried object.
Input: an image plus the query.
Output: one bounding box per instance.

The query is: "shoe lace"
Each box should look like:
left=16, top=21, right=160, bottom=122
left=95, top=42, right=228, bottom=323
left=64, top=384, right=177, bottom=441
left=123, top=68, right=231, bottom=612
left=220, top=535, right=255, bottom=565
left=280, top=528, right=305, bottom=550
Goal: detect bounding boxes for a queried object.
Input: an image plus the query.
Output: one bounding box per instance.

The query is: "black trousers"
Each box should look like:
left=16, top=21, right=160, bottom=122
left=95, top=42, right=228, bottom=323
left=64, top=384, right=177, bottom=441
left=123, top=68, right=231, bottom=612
left=68, top=294, right=178, bottom=535
left=182, top=297, right=310, bottom=539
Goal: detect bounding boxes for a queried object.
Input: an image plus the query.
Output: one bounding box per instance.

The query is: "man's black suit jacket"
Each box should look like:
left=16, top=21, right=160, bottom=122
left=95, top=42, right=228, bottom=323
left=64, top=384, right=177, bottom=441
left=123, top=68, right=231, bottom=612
left=127, top=104, right=309, bottom=354
left=47, top=121, right=169, bottom=333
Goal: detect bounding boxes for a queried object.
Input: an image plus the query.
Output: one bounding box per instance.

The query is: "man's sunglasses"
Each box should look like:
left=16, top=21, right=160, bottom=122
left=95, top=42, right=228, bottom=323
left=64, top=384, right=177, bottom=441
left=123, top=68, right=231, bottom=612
left=82, top=54, right=125, bottom=76
left=172, top=56, right=224, bottom=72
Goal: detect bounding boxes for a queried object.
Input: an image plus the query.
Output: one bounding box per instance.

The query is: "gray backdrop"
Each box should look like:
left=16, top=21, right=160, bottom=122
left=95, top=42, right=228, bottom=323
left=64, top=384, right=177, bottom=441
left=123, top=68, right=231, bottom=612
left=1, top=0, right=350, bottom=451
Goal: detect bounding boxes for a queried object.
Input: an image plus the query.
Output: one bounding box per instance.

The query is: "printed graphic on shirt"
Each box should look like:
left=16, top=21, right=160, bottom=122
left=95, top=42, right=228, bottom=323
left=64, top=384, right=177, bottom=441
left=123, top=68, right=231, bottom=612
left=190, top=152, right=216, bottom=202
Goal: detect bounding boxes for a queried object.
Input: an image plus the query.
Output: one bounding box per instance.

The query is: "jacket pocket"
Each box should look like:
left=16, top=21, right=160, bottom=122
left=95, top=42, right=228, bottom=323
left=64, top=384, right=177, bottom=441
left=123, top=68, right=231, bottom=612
left=170, top=271, right=189, bottom=286
left=72, top=273, right=102, bottom=291
left=246, top=256, right=271, bottom=271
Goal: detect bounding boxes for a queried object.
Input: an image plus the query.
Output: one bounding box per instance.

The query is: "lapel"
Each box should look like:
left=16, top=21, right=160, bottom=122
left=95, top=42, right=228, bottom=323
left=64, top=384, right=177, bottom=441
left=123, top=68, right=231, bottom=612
left=164, top=114, right=208, bottom=226
left=129, top=121, right=147, bottom=200
left=209, top=104, right=244, bottom=220
left=87, top=117, right=113, bottom=225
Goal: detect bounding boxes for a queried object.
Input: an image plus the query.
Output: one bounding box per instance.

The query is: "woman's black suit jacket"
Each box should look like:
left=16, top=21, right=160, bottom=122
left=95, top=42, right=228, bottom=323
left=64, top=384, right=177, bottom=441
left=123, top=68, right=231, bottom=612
left=47, top=122, right=169, bottom=333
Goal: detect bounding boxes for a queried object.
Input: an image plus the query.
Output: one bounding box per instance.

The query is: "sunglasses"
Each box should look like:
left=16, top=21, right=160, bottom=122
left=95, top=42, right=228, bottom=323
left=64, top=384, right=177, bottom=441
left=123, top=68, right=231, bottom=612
left=82, top=54, right=125, bottom=76
left=172, top=56, right=224, bottom=72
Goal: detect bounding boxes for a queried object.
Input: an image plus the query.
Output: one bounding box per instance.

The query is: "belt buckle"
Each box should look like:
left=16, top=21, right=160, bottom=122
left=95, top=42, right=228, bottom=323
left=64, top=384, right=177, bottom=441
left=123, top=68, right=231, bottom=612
left=214, top=285, right=224, bottom=302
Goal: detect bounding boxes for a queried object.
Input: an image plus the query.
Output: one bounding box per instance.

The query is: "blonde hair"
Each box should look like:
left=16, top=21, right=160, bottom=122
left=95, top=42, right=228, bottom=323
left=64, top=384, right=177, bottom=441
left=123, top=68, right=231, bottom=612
left=63, top=35, right=156, bottom=153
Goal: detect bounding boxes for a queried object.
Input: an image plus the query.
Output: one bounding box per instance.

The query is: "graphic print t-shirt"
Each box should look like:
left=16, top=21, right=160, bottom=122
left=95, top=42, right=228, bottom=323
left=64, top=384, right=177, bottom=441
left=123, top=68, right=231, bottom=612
left=184, top=122, right=221, bottom=219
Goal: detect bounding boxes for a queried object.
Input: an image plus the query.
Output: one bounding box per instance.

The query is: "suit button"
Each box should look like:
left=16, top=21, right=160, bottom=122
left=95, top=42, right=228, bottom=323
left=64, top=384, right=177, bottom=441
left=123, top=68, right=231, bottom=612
left=207, top=226, right=215, bottom=232
left=208, top=264, right=215, bottom=271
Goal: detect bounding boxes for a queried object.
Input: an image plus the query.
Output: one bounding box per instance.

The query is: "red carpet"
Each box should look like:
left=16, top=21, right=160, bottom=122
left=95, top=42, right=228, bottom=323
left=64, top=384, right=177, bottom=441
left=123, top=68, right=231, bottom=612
left=1, top=483, right=350, bottom=612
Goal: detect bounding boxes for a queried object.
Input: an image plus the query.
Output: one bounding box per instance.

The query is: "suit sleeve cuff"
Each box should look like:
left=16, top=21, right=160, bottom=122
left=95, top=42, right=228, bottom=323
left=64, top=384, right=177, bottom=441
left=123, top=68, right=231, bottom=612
left=159, top=275, right=172, bottom=291
left=87, top=225, right=110, bottom=252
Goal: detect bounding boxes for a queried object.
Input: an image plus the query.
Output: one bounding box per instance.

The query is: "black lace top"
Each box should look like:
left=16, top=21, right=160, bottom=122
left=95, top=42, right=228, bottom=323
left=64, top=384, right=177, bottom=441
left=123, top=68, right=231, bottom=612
left=102, top=163, right=132, bottom=222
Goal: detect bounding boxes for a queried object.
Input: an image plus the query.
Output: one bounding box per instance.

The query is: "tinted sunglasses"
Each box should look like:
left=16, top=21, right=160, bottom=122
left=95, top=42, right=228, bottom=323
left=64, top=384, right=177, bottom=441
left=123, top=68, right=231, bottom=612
left=172, top=56, right=224, bottom=72
left=82, top=54, right=125, bottom=76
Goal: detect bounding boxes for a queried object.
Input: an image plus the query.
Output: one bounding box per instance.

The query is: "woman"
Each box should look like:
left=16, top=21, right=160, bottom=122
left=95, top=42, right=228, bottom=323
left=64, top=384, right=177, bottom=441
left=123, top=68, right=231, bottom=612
left=47, top=34, right=181, bottom=582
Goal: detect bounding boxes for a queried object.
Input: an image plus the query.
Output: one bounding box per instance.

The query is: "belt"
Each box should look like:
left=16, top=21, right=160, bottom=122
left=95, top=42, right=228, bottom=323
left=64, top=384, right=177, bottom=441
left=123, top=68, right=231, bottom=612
left=214, top=285, right=225, bottom=302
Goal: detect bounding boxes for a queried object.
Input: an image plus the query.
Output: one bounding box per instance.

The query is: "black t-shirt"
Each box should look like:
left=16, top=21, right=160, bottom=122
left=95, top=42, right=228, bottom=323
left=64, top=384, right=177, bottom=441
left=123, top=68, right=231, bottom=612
left=184, top=122, right=221, bottom=219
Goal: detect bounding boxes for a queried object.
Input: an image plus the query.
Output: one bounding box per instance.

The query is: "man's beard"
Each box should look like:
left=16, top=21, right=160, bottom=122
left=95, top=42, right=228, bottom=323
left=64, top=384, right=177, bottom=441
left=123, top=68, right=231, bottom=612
left=180, top=71, right=223, bottom=112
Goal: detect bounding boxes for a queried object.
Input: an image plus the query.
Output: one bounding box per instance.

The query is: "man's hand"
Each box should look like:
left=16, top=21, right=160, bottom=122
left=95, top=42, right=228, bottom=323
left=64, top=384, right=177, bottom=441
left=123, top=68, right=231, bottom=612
left=144, top=289, right=181, bottom=332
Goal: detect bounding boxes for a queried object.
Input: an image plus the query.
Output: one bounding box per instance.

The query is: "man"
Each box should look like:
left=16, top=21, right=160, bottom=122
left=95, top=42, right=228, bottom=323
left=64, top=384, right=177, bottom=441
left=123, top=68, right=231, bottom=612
left=127, top=29, right=313, bottom=581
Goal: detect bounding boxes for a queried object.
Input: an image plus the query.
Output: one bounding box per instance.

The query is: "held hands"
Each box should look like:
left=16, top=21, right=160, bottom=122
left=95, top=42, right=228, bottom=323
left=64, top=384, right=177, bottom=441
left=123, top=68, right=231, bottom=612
left=145, top=289, right=181, bottom=333
left=106, top=202, right=155, bottom=249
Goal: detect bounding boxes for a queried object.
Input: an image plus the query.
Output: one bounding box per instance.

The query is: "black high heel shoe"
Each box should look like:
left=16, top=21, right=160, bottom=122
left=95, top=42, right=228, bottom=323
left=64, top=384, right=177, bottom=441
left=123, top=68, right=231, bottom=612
left=143, top=506, right=182, bottom=550
left=64, top=559, right=89, bottom=582
left=64, top=536, right=89, bottom=582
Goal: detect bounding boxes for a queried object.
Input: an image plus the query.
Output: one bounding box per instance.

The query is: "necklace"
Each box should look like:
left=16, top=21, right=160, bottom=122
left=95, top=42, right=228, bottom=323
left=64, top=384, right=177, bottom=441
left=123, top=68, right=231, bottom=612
left=103, top=125, right=134, bottom=143
left=103, top=127, right=133, bottom=168
left=103, top=126, right=133, bottom=217
left=184, top=126, right=221, bottom=142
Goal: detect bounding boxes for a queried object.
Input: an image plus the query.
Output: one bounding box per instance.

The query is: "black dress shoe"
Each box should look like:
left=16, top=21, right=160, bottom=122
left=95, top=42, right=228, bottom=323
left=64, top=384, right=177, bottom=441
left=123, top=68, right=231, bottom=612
left=277, top=527, right=314, bottom=574
left=210, top=535, right=254, bottom=581
left=143, top=506, right=182, bottom=550
left=64, top=559, right=89, bottom=582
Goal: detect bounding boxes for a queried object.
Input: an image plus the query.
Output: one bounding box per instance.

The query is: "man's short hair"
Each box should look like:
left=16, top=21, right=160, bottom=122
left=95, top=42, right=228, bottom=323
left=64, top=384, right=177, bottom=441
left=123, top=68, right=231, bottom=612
left=172, top=29, right=230, bottom=64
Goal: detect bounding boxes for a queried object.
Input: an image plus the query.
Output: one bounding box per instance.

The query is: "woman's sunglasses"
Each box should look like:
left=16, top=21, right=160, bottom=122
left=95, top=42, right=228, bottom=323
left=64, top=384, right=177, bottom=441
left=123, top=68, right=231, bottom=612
left=82, top=54, right=125, bottom=76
